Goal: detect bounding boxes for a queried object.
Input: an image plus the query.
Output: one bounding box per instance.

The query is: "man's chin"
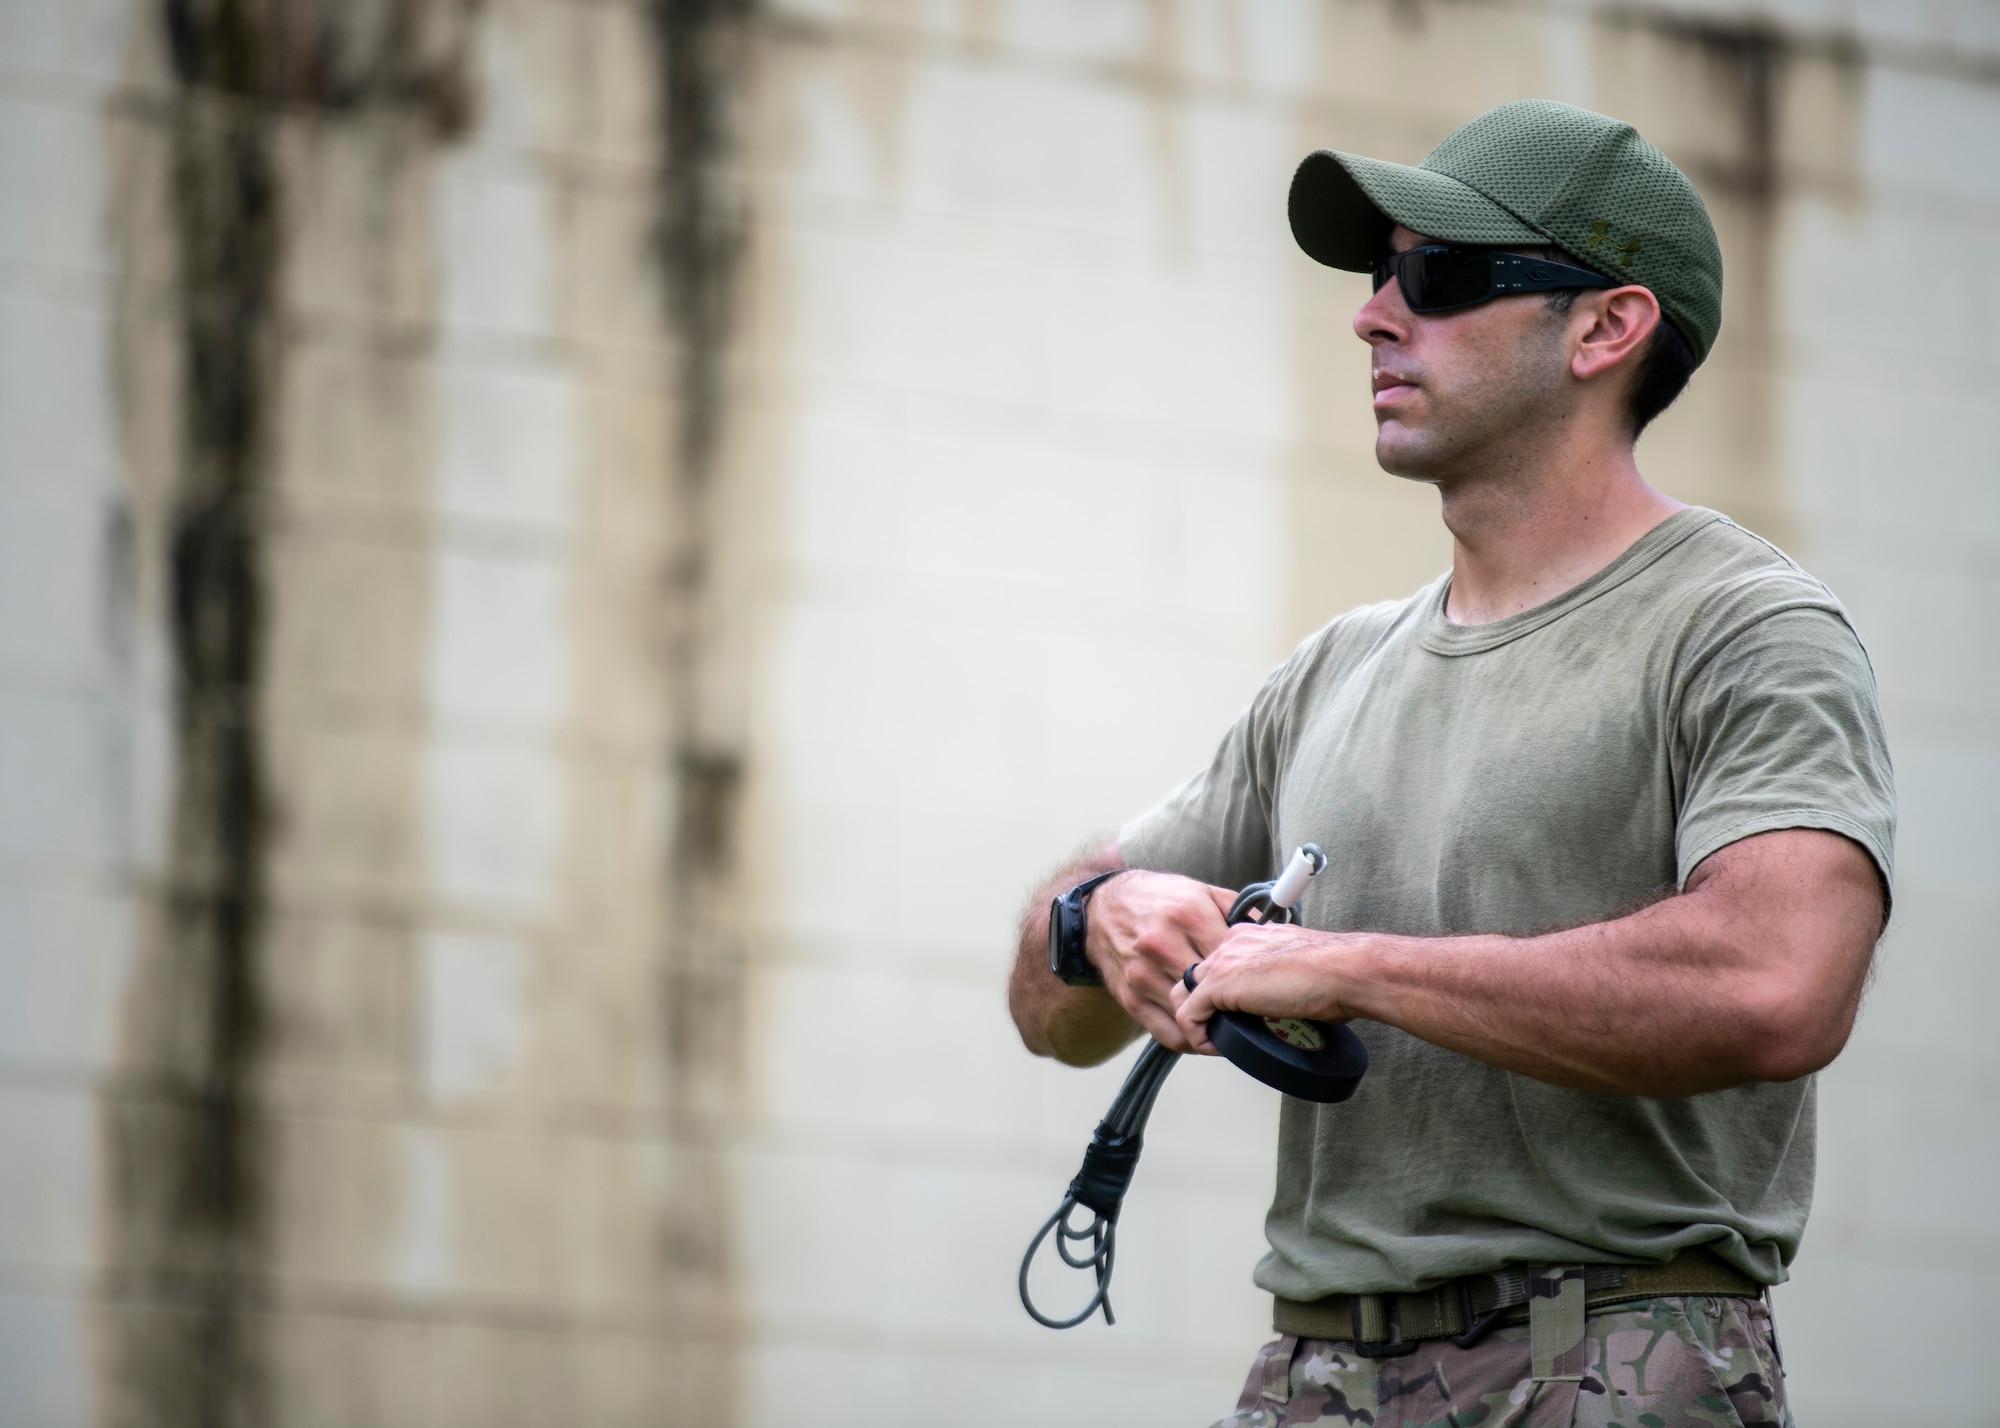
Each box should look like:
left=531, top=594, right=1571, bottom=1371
left=1373, top=431, right=1443, bottom=483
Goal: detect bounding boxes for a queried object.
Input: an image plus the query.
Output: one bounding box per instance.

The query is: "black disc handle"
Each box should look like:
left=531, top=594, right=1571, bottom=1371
left=1198, top=847, right=1369, bottom=1104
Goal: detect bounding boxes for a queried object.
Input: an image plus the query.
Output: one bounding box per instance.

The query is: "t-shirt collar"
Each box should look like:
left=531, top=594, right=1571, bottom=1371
left=1420, top=506, right=1723, bottom=657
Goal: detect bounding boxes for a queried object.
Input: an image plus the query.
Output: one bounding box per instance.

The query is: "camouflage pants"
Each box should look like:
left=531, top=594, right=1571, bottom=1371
left=1212, top=1296, right=1790, bottom=1427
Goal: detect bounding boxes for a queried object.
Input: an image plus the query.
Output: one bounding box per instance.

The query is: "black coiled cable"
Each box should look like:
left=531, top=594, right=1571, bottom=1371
left=1018, top=878, right=1295, bottom=1329
left=1017, top=1039, right=1179, bottom=1328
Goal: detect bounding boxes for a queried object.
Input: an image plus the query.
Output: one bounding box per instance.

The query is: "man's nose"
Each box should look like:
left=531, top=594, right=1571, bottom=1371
left=1353, top=278, right=1409, bottom=345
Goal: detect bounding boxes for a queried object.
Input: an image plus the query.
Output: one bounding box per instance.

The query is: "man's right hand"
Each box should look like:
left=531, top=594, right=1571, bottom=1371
left=1083, top=872, right=1238, bottom=1052
left=1008, top=844, right=1240, bottom=1065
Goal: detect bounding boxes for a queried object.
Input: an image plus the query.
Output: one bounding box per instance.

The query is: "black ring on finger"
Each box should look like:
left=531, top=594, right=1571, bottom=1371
left=1182, top=963, right=1199, bottom=993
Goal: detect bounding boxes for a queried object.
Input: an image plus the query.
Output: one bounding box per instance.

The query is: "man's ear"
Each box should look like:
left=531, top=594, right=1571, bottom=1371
left=1570, top=285, right=1660, bottom=384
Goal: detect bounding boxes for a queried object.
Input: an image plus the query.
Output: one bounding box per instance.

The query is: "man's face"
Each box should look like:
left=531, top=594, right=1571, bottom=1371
left=1354, top=226, right=1576, bottom=484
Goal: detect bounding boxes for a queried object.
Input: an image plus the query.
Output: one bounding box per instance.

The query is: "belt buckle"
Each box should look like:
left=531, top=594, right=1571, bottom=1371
left=1453, top=1276, right=1508, bottom=1350
left=1348, top=1294, right=1419, bottom=1359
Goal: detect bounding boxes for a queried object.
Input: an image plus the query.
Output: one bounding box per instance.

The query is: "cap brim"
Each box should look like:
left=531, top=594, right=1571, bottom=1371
left=1289, top=150, right=1548, bottom=270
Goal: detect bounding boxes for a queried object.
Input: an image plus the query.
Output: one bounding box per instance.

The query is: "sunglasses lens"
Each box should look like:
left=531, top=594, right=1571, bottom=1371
left=1406, top=248, right=1493, bottom=311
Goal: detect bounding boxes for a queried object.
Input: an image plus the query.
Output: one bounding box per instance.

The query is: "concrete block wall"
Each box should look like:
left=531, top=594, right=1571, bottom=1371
left=1, top=0, right=708, bottom=1422
left=0, top=0, right=1995, bottom=1424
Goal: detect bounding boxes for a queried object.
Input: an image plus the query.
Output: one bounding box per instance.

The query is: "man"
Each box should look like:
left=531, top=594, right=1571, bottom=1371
left=1007, top=101, right=1893, bottom=1427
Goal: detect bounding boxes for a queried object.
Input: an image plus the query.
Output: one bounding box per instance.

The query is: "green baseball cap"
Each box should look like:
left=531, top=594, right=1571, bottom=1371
left=1289, top=100, right=1723, bottom=364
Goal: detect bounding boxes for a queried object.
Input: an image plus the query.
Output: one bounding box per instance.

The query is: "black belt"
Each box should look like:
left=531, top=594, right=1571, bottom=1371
left=1273, top=1244, right=1764, bottom=1357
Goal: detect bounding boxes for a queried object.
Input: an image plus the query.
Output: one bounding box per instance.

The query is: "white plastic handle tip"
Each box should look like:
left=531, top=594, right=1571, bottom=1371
left=1269, top=843, right=1325, bottom=909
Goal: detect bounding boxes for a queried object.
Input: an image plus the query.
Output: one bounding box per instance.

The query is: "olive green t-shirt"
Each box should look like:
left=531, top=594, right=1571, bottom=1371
left=1120, top=508, right=1895, bottom=1297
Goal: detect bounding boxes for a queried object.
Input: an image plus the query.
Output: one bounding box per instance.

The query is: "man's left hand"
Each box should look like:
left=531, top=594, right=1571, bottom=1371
left=1170, top=921, right=1360, bottom=1053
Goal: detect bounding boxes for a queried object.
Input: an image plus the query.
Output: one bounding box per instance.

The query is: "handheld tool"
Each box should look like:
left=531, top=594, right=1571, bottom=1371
left=1018, top=844, right=1368, bottom=1329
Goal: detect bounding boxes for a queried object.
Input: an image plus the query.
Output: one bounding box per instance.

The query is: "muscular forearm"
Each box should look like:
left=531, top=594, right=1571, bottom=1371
left=1177, top=828, right=1883, bottom=1099
left=1339, top=907, right=1824, bottom=1096
left=1007, top=844, right=1141, bottom=1067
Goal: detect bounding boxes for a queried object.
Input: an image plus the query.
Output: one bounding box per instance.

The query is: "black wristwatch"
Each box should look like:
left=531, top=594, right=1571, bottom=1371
left=1047, top=870, right=1124, bottom=987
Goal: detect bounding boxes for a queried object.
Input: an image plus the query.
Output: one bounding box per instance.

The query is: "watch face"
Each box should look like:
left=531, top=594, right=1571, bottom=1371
left=1048, top=897, right=1065, bottom=974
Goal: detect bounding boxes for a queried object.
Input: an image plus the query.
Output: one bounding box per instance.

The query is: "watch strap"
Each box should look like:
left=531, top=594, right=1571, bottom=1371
left=1048, top=869, right=1123, bottom=987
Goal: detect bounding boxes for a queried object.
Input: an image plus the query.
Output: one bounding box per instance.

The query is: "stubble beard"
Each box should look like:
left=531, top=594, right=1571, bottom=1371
left=1374, top=321, right=1573, bottom=497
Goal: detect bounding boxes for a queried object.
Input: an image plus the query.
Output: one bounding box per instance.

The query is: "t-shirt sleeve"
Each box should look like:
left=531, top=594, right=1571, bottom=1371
left=1117, top=662, right=1293, bottom=892
left=1673, top=602, right=1896, bottom=896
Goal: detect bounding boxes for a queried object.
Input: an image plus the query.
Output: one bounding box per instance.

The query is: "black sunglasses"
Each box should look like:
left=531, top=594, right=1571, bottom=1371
left=1372, top=243, right=1614, bottom=314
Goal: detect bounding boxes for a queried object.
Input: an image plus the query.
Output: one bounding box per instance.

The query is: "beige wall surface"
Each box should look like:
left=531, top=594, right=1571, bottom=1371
left=0, top=1, right=1994, bottom=1425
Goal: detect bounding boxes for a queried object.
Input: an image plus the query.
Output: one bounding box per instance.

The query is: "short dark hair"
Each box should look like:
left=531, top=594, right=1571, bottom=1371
left=1542, top=287, right=1695, bottom=437
left=1625, top=316, right=1695, bottom=435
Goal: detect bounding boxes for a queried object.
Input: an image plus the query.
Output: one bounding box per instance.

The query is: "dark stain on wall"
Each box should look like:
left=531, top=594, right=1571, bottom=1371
left=103, top=9, right=287, bottom=1421
left=1607, top=8, right=1859, bottom=545
left=674, top=746, right=745, bottom=884
left=1640, top=14, right=1791, bottom=434
left=656, top=0, right=758, bottom=484
left=1647, top=15, right=1786, bottom=206
left=649, top=0, right=759, bottom=1411
left=1598, top=10, right=1861, bottom=207
left=164, top=0, right=480, bottom=132
left=102, top=5, right=478, bottom=1424
left=1387, top=0, right=1429, bottom=36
